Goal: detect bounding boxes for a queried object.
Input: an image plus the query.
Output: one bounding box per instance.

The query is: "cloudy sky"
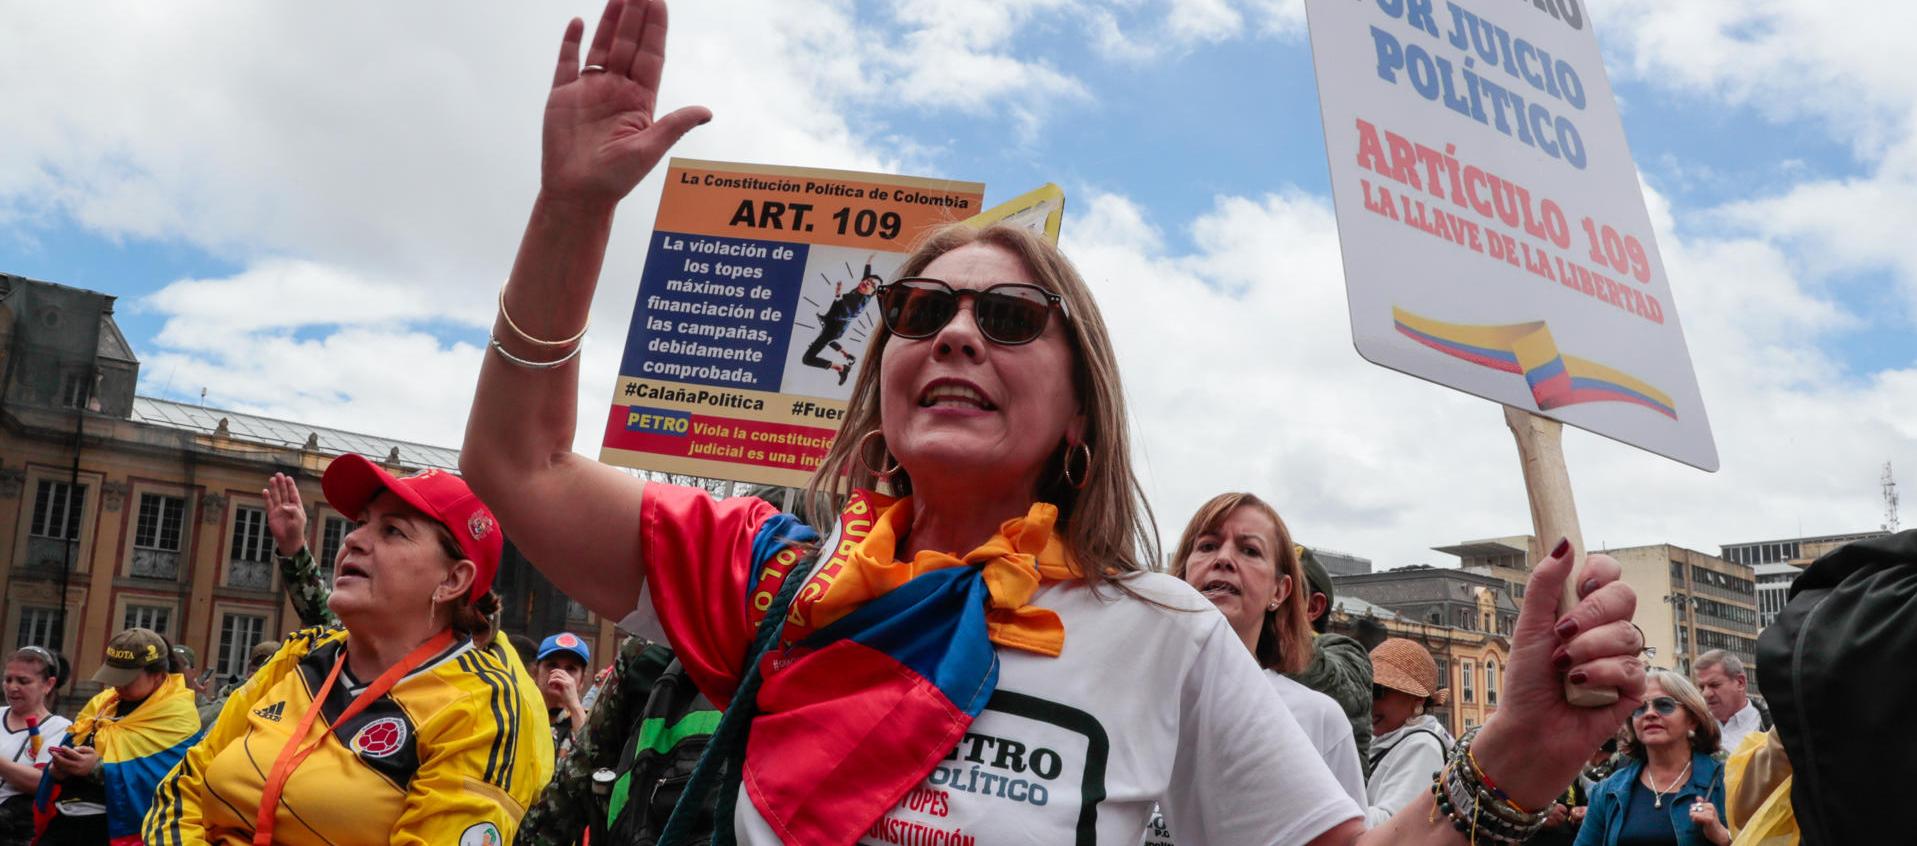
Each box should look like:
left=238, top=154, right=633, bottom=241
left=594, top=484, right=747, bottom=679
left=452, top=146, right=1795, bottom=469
left=4, top=0, right=1913, bottom=569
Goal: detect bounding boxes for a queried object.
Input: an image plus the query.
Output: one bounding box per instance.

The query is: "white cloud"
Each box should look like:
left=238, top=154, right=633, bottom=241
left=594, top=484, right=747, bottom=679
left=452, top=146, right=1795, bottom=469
left=1068, top=186, right=1915, bottom=568
left=1602, top=1, right=1917, bottom=313
left=7, top=0, right=1917, bottom=577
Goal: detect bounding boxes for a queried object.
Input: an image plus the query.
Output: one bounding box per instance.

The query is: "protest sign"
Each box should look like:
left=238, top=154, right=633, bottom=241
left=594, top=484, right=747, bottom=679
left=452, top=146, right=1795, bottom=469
left=1306, top=0, right=1717, bottom=472
left=966, top=183, right=1066, bottom=244
left=600, top=159, right=985, bottom=487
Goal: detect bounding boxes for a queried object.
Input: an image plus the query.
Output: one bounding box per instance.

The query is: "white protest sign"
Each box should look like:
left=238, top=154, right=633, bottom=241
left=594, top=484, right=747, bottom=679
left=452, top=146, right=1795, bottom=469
left=1305, top=0, right=1717, bottom=471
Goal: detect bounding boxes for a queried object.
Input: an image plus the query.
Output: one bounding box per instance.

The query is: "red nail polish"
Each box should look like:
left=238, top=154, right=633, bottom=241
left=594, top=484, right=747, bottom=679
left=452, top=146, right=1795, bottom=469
left=1554, top=618, right=1580, bottom=640
left=1551, top=648, right=1572, bottom=671
left=1552, top=537, right=1572, bottom=559
left=1580, top=578, right=1600, bottom=597
left=1568, top=670, right=1589, bottom=685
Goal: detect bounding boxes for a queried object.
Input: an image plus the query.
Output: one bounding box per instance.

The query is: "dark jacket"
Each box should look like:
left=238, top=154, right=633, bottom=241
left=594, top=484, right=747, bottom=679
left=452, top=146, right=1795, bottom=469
left=1758, top=529, right=1917, bottom=846
left=1572, top=753, right=1725, bottom=846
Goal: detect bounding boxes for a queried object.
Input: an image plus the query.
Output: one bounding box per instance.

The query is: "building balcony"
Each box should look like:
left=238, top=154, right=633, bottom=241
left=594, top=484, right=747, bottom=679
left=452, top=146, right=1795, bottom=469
left=226, top=558, right=273, bottom=591
left=21, top=536, right=77, bottom=575
left=131, top=548, right=182, bottom=580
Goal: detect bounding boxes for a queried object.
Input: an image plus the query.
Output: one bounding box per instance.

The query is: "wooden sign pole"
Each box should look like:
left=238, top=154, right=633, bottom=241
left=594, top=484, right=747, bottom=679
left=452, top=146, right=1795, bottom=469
left=1503, top=405, right=1617, bottom=707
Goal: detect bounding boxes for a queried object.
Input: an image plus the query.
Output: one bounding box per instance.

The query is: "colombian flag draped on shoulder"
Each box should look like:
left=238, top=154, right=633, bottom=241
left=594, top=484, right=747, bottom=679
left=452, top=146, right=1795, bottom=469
left=37, top=673, right=204, bottom=845
left=640, top=486, right=1078, bottom=846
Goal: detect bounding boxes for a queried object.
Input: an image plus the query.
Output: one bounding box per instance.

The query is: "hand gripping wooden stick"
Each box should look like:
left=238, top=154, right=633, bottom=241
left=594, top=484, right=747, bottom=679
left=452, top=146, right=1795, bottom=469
left=1504, top=405, right=1618, bottom=707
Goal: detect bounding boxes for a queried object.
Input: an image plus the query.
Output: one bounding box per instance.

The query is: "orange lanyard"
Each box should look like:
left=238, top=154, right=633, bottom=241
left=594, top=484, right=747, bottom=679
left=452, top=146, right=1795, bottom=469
left=253, top=630, right=455, bottom=846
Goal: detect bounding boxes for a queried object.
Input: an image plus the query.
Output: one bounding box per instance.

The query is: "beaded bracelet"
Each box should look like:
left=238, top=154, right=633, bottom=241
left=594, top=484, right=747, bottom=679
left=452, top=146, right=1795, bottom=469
left=1435, top=762, right=1531, bottom=843
left=1428, top=726, right=1552, bottom=845
left=1455, top=726, right=1547, bottom=819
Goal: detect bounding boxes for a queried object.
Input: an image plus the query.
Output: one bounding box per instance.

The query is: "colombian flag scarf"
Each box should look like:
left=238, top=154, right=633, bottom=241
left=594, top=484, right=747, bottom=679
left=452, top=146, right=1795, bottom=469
left=35, top=673, right=204, bottom=845
left=740, top=490, right=1079, bottom=846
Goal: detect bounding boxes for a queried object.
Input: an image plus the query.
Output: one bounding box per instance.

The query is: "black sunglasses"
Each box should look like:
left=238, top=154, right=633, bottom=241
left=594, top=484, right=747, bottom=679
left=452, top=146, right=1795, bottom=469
left=877, top=277, right=1068, bottom=346
left=1631, top=696, right=1680, bottom=719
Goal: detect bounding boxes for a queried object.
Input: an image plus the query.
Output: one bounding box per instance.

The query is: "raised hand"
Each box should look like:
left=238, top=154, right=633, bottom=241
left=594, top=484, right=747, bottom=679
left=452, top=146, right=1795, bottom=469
left=1470, top=541, right=1647, bottom=810
left=263, top=472, right=309, bottom=557
left=541, top=0, right=711, bottom=211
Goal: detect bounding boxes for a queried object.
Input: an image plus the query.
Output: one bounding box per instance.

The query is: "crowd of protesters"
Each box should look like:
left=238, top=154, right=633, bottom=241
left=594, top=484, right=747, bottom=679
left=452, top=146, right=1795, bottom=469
left=3, top=0, right=1907, bottom=843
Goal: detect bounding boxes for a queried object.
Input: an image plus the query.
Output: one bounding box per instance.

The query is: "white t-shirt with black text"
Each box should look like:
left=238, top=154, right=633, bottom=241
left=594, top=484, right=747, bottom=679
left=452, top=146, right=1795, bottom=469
left=626, top=486, right=1363, bottom=846
left=734, top=573, right=1362, bottom=845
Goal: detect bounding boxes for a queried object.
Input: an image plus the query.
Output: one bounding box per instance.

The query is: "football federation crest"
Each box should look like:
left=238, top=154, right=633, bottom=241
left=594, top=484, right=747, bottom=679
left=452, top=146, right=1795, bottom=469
left=468, top=511, right=495, bottom=541
left=350, top=716, right=408, bottom=758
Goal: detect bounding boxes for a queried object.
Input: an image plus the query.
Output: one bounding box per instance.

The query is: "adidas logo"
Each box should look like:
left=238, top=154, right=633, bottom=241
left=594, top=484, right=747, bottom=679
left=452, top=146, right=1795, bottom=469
left=254, top=701, right=286, bottom=722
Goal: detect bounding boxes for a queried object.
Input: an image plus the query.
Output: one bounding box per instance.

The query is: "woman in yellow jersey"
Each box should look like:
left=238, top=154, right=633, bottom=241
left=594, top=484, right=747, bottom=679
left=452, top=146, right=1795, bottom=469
left=144, top=455, right=553, bottom=846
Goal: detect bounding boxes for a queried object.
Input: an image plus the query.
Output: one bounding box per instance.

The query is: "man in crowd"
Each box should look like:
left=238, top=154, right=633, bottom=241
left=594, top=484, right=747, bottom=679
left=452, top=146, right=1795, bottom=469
left=36, top=628, right=201, bottom=844
left=1694, top=648, right=1768, bottom=754
left=1286, top=546, right=1374, bottom=771
left=536, top=632, right=592, bottom=757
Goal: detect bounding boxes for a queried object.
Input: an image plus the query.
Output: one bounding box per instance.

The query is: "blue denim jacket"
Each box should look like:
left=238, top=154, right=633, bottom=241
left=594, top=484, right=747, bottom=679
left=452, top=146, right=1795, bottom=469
left=1573, top=753, right=1725, bottom=846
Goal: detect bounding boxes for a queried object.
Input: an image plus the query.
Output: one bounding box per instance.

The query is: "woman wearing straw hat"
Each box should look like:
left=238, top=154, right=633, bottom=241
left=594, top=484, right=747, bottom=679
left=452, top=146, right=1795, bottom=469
left=1364, top=637, right=1454, bottom=827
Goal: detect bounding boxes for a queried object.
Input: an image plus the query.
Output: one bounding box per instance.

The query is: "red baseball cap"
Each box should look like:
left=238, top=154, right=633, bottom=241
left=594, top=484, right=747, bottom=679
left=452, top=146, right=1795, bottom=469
left=321, top=454, right=501, bottom=603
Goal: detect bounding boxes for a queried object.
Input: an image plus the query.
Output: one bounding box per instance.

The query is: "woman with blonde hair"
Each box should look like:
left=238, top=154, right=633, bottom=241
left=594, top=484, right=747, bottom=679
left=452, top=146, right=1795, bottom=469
left=1575, top=670, right=1728, bottom=846
left=461, top=0, right=1652, bottom=841
left=1363, top=637, right=1454, bottom=826
left=1173, top=492, right=1364, bottom=805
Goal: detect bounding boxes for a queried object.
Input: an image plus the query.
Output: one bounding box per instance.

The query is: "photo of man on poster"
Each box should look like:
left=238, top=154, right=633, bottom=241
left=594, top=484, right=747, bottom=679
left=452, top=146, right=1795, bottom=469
left=800, top=255, right=883, bottom=385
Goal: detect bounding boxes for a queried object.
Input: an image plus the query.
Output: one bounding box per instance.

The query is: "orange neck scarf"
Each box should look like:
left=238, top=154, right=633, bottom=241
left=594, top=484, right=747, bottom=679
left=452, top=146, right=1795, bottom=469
left=803, top=495, right=1081, bottom=656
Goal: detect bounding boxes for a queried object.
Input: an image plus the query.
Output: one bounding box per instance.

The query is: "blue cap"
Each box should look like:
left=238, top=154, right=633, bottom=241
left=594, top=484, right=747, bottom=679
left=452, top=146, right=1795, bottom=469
left=536, top=632, right=590, bottom=665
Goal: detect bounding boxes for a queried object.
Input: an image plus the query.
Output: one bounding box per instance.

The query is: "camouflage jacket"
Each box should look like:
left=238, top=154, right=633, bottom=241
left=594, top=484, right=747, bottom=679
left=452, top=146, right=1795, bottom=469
left=518, top=636, right=677, bottom=846
left=1288, top=632, right=1375, bottom=774
left=276, top=546, right=339, bottom=628
left=188, top=549, right=337, bottom=729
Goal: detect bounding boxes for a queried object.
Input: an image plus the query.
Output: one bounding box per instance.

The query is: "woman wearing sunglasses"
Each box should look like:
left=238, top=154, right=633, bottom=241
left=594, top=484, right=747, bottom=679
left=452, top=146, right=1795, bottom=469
left=1574, top=670, right=1728, bottom=846
left=1362, top=638, right=1454, bottom=827
left=463, top=0, right=1651, bottom=842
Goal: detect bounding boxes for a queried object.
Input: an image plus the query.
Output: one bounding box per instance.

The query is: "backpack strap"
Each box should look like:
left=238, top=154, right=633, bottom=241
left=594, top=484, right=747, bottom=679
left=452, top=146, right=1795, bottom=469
left=1368, top=728, right=1450, bottom=772
left=657, top=539, right=820, bottom=846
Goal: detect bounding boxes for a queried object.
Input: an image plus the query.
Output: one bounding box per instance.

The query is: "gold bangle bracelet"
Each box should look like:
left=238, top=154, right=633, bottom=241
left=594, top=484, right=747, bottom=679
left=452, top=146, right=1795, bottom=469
left=498, top=283, right=589, bottom=347
left=488, top=333, right=584, bottom=369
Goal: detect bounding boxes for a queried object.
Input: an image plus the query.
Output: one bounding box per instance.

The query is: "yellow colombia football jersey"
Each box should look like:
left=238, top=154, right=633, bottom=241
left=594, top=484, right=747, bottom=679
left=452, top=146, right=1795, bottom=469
left=144, top=626, right=553, bottom=846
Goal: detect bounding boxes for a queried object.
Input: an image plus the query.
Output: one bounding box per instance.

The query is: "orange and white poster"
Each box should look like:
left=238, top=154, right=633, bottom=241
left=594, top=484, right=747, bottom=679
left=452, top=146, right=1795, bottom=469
left=600, top=158, right=985, bottom=487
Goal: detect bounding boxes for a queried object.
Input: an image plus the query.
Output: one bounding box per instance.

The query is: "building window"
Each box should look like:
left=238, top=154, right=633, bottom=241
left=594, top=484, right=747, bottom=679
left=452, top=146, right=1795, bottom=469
left=123, top=604, right=173, bottom=638
left=16, top=607, right=64, bottom=653
left=215, top=612, right=268, bottom=678
left=1462, top=660, right=1476, bottom=703
left=130, top=493, right=188, bottom=580
left=1485, top=658, right=1499, bottom=705
left=59, top=372, right=89, bottom=409
left=318, top=516, right=352, bottom=584
left=134, top=493, right=186, bottom=550
left=227, top=506, right=274, bottom=589
left=30, top=480, right=86, bottom=540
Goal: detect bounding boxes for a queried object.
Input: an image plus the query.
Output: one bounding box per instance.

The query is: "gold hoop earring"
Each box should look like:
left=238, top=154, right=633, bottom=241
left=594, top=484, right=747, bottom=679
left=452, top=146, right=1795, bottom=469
left=1062, top=442, right=1093, bottom=490
left=856, top=429, right=899, bottom=479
